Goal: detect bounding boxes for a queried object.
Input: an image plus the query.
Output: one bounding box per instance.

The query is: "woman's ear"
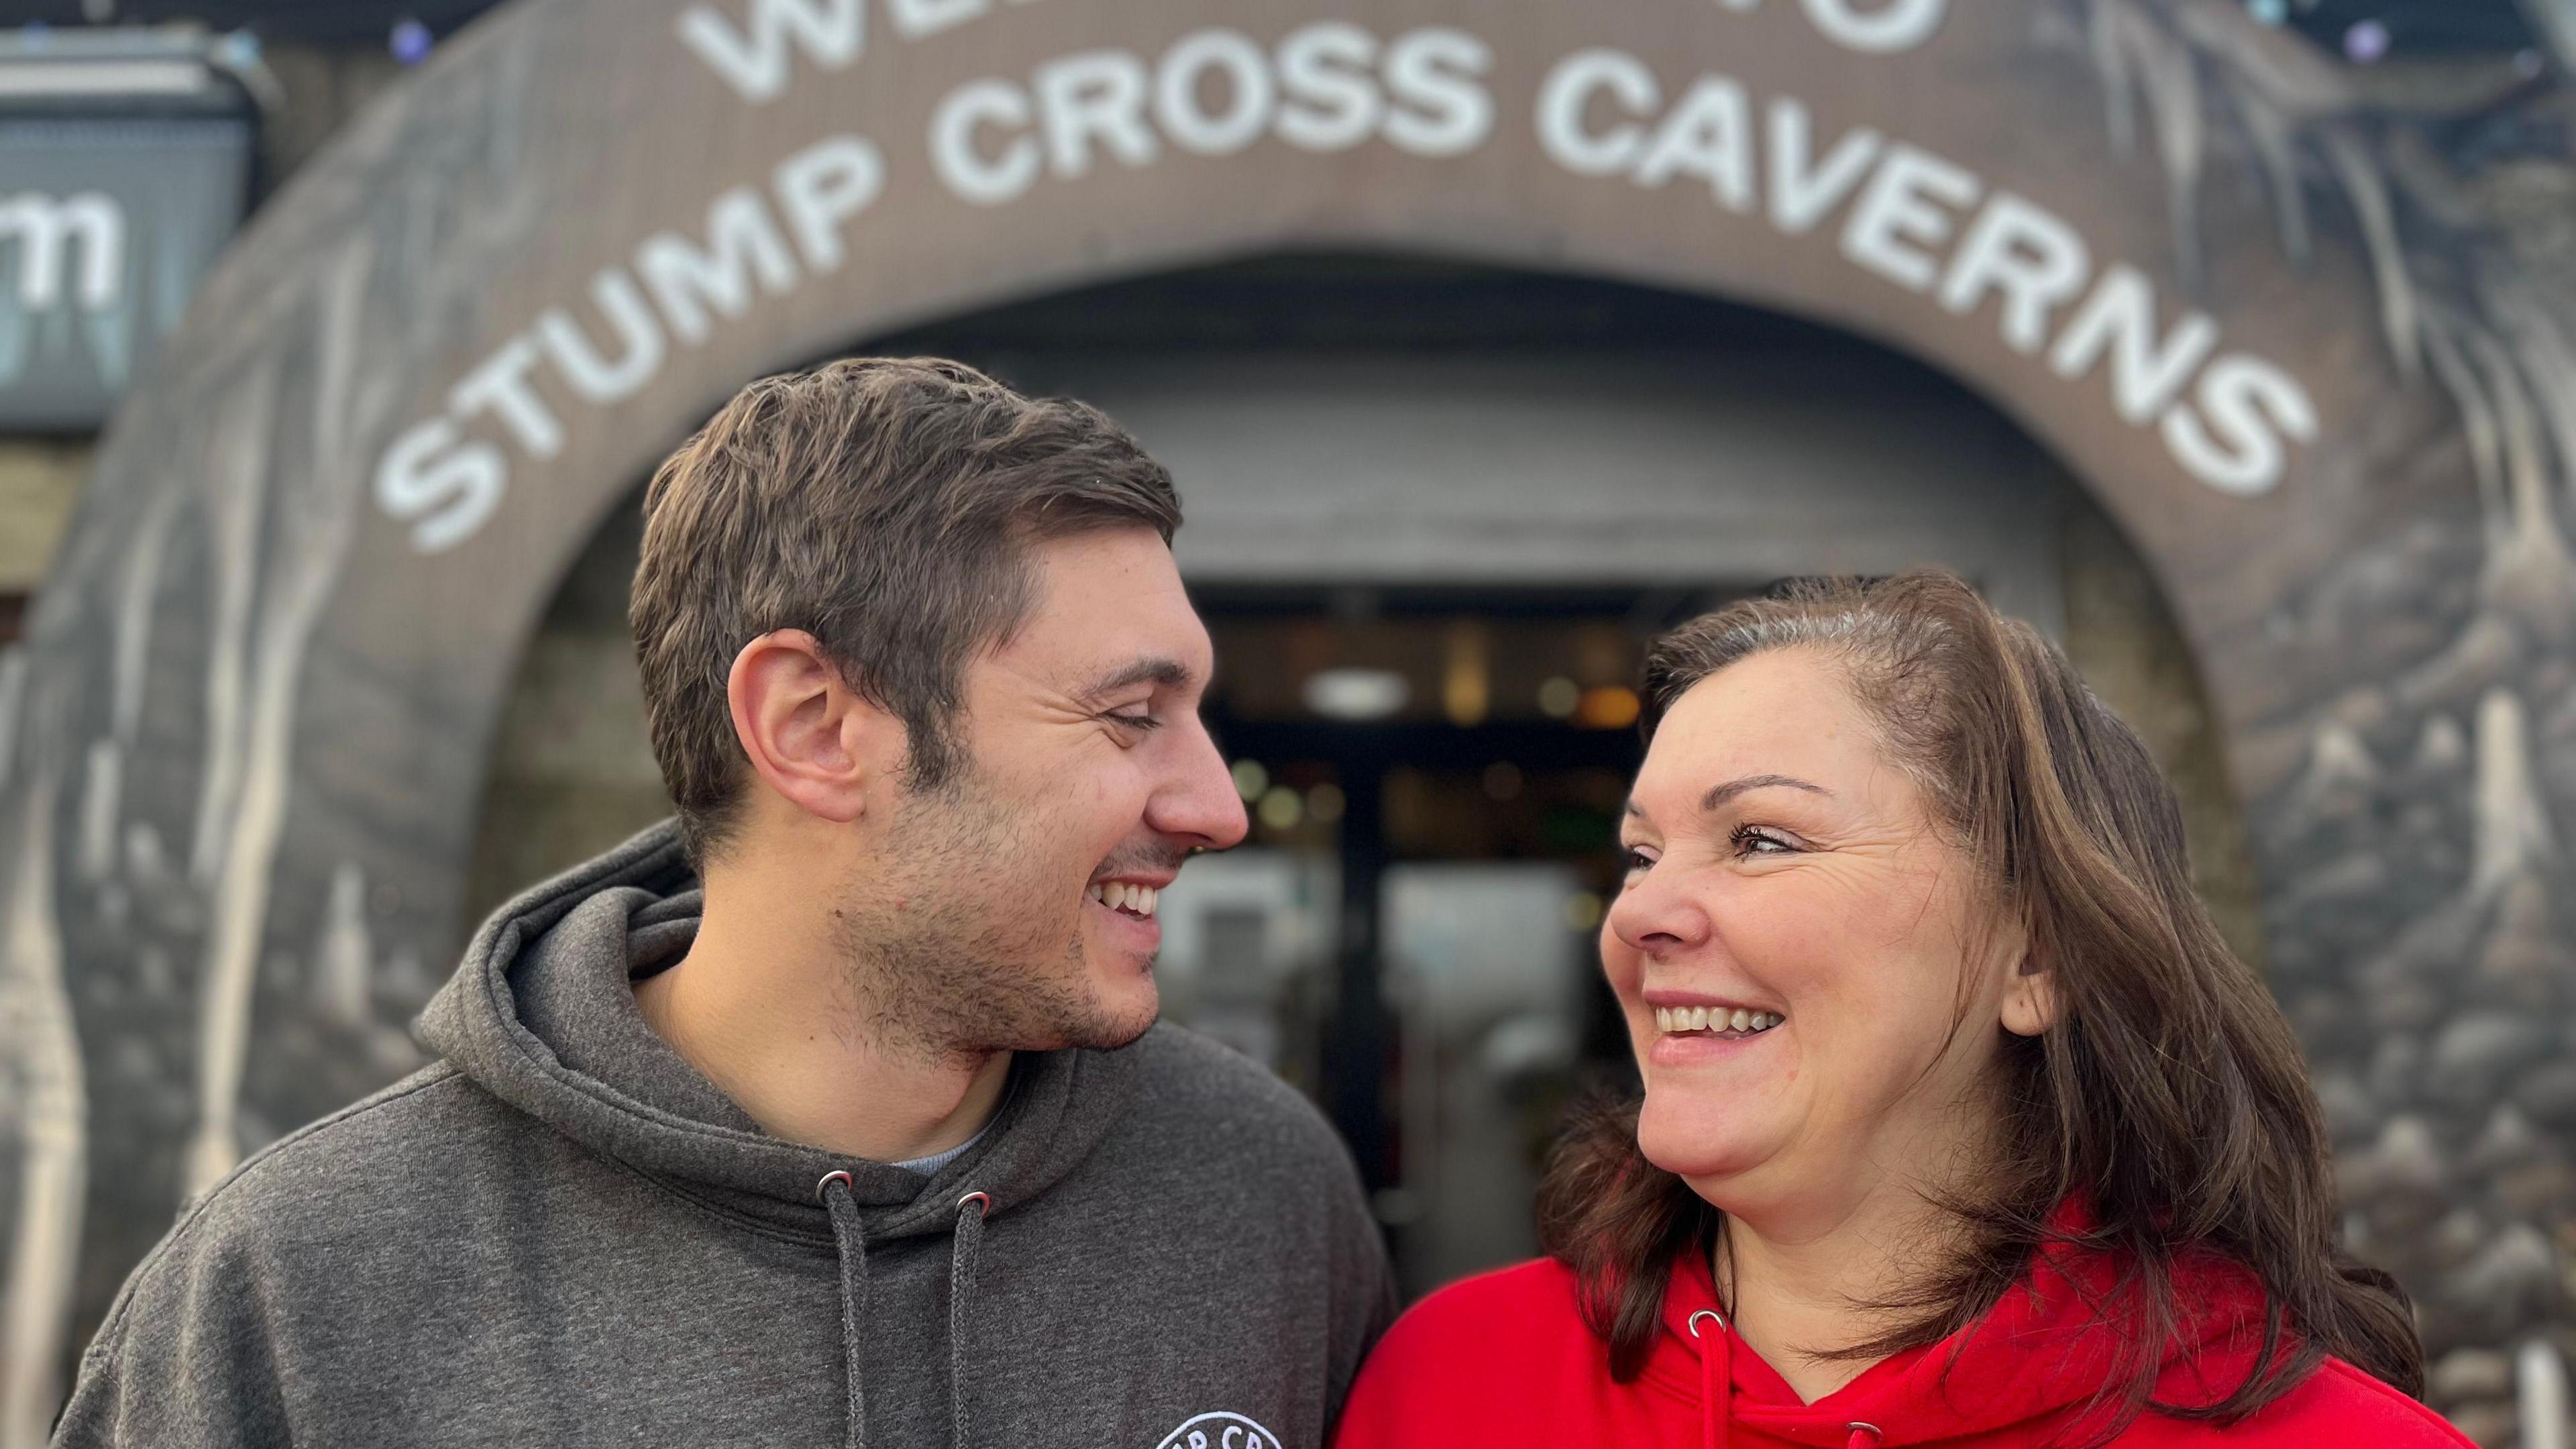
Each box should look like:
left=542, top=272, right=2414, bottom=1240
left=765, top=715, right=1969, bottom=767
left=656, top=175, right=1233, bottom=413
left=2000, top=934, right=2059, bottom=1038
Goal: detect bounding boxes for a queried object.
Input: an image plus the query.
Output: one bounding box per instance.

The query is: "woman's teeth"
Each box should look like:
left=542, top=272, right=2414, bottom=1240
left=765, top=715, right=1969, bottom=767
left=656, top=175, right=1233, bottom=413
left=1086, top=881, right=1160, bottom=918
left=1654, top=1006, right=1782, bottom=1036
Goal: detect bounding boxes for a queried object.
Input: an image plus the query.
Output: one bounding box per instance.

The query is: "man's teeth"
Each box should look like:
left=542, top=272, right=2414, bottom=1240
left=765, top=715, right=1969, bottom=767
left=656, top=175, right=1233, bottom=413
left=1085, top=881, right=1159, bottom=917
left=1653, top=1006, right=1782, bottom=1035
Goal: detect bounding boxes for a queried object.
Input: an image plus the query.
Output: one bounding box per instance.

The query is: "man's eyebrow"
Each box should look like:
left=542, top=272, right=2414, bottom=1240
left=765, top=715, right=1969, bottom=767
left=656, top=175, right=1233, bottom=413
left=1699, top=774, right=1829, bottom=811
left=1075, top=657, right=1195, bottom=704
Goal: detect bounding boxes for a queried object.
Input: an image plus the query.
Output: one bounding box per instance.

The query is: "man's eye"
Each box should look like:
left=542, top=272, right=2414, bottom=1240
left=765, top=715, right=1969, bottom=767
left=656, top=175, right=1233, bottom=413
left=1104, top=711, right=1163, bottom=733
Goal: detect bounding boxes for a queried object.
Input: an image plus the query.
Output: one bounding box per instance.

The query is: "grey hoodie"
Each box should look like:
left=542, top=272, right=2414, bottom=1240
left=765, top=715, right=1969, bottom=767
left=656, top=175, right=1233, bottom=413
left=56, top=823, right=1396, bottom=1448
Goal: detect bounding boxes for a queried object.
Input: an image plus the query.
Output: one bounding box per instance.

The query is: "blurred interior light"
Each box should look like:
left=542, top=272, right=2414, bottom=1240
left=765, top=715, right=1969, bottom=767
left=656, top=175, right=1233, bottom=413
left=1230, top=758, right=1269, bottom=802
left=1303, top=667, right=1409, bottom=721
left=1442, top=621, right=1490, bottom=727
left=1536, top=676, right=1580, bottom=718
left=1307, top=782, right=1346, bottom=824
left=390, top=18, right=434, bottom=66
left=1258, top=786, right=1304, bottom=831
left=1575, top=686, right=1642, bottom=731
left=1564, top=892, right=1605, bottom=932
left=2245, top=0, right=2288, bottom=24
left=2344, top=19, right=2390, bottom=62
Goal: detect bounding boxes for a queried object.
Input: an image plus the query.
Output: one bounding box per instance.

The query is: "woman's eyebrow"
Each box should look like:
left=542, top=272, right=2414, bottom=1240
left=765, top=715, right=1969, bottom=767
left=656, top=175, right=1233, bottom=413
left=1698, top=774, right=1829, bottom=811
left=1622, top=773, right=1830, bottom=821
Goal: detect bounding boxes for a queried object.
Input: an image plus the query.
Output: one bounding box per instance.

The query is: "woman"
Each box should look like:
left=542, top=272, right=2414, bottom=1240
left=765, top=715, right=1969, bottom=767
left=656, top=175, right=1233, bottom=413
left=1334, top=572, right=2463, bottom=1448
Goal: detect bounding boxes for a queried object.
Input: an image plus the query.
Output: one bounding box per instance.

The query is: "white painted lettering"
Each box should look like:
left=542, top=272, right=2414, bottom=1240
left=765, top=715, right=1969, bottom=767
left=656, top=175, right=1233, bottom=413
left=885, top=0, right=983, bottom=41
left=0, top=193, right=121, bottom=310
left=1631, top=76, right=1754, bottom=211
left=1156, top=29, right=1276, bottom=157
left=1840, top=144, right=1980, bottom=292
left=448, top=336, right=566, bottom=459
left=1536, top=49, right=1658, bottom=178
left=2048, top=265, right=2219, bottom=424
left=2161, top=354, right=2316, bottom=496
left=1275, top=22, right=1382, bottom=153
left=1034, top=50, right=1159, bottom=178
left=1937, top=191, right=2090, bottom=354
left=773, top=133, right=887, bottom=269
left=1766, top=97, right=1881, bottom=235
left=375, top=418, right=507, bottom=553
left=1382, top=28, right=1493, bottom=158
left=535, top=268, right=665, bottom=405
left=635, top=189, right=800, bottom=345
left=930, top=80, right=1042, bottom=205
left=1801, top=0, right=1948, bottom=54
left=675, top=0, right=863, bottom=105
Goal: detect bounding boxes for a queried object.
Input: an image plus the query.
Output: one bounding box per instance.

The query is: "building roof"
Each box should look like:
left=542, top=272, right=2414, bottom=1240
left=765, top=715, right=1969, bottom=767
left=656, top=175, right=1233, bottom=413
left=0, top=1, right=2555, bottom=57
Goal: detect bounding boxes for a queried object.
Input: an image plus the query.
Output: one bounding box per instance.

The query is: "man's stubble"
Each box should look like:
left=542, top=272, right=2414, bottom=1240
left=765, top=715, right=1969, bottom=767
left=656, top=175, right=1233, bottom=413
left=829, top=763, right=1162, bottom=1065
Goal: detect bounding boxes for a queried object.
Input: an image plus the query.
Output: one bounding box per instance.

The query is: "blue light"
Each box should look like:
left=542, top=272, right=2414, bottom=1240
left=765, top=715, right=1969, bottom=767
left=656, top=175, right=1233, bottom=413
left=390, top=18, right=433, bottom=67
left=2344, top=19, right=2391, bottom=64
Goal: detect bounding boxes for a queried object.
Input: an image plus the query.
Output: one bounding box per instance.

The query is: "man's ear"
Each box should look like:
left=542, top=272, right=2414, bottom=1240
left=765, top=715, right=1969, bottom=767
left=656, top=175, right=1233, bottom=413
left=2000, top=930, right=2059, bottom=1038
left=727, top=631, right=896, bottom=824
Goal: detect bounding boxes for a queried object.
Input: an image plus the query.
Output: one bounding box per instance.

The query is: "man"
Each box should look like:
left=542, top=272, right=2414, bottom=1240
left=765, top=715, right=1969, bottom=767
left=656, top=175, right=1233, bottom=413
left=58, top=358, right=1395, bottom=1448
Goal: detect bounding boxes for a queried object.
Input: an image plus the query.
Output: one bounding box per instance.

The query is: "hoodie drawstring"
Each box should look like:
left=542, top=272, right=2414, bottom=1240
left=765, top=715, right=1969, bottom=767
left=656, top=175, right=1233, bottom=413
left=818, top=1172, right=872, bottom=1449
left=1688, top=1309, right=1729, bottom=1449
left=949, top=1191, right=989, bottom=1449
left=817, top=1172, right=992, bottom=1449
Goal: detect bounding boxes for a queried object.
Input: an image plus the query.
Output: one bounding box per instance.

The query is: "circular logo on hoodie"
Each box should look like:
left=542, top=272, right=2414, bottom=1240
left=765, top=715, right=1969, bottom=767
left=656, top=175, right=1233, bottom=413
left=1153, top=1411, right=1283, bottom=1449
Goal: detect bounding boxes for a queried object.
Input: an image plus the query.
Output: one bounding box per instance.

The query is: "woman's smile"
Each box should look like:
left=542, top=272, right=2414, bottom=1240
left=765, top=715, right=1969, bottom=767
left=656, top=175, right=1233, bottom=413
left=1645, top=1014, right=1786, bottom=1067
left=1641, top=990, right=1788, bottom=1065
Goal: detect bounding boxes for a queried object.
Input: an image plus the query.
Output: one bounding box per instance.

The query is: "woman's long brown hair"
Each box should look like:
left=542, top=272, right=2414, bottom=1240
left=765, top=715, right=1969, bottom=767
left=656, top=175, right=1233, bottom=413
left=1536, top=571, right=2419, bottom=1442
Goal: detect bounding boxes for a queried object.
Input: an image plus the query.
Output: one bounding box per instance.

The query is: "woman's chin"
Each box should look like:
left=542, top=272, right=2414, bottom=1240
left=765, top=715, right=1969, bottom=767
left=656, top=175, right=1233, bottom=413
left=1634, top=1106, right=1776, bottom=1185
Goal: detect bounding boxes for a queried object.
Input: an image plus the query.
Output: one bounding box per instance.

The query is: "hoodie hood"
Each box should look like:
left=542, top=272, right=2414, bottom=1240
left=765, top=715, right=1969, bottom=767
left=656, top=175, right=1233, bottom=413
left=1644, top=1224, right=2278, bottom=1448
left=414, top=818, right=1138, bottom=1244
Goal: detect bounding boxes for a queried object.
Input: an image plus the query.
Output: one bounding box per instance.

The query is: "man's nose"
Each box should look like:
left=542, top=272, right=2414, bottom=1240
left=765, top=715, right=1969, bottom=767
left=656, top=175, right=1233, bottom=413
left=1148, top=716, right=1250, bottom=850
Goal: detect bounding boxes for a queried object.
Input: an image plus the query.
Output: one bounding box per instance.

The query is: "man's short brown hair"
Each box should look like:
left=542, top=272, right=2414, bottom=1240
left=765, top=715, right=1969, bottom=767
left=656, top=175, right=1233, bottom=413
left=630, top=357, right=1181, bottom=864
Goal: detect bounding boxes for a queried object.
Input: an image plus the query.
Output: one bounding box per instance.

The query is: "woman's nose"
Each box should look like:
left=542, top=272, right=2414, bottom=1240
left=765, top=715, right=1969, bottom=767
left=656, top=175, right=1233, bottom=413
left=1607, top=871, right=1710, bottom=957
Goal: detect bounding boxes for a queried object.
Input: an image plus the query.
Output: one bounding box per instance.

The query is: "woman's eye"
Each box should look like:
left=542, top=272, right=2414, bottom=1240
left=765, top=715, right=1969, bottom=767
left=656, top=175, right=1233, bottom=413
left=1622, top=848, right=1656, bottom=875
left=1732, top=825, right=1794, bottom=856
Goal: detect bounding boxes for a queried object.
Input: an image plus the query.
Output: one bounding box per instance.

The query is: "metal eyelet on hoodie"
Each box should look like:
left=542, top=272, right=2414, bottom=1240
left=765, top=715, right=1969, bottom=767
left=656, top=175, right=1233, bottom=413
left=1845, top=1421, right=1884, bottom=1448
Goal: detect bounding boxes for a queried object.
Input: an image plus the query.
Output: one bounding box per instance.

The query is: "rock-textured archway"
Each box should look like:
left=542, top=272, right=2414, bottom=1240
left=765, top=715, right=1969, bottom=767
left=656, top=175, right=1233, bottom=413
left=0, top=0, right=2567, bottom=1438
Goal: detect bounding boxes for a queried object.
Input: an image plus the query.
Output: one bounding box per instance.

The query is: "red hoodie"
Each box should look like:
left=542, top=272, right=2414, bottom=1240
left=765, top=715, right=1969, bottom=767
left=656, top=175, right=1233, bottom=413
left=1334, top=1246, right=2471, bottom=1448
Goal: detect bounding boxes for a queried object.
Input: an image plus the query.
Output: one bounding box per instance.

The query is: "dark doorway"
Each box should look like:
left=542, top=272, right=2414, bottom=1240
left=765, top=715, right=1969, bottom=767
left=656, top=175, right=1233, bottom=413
left=1169, top=584, right=1736, bottom=1293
